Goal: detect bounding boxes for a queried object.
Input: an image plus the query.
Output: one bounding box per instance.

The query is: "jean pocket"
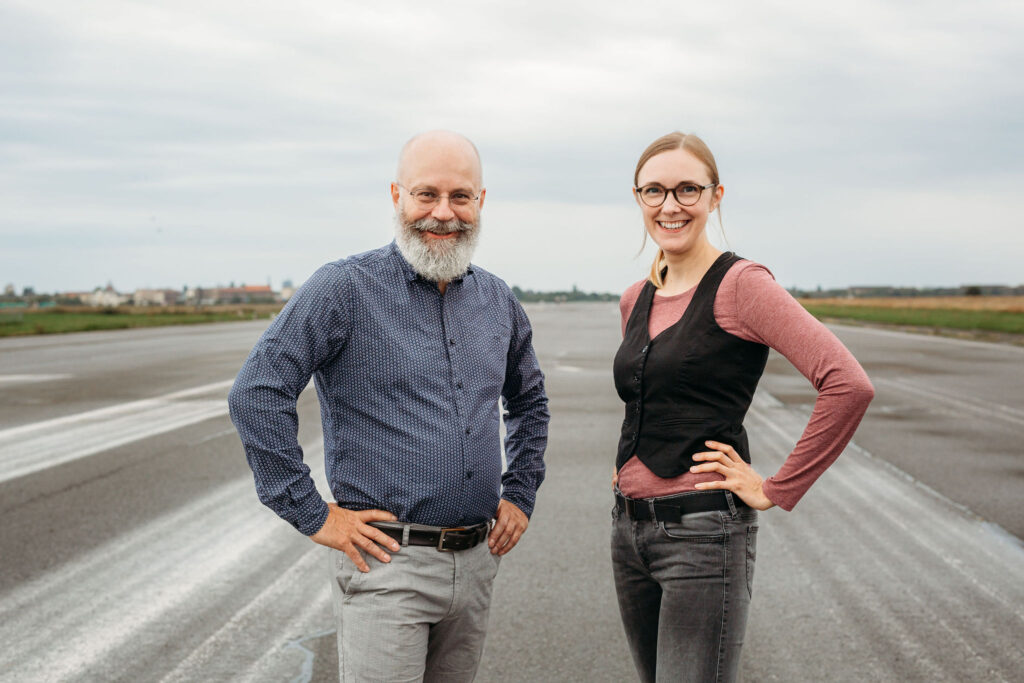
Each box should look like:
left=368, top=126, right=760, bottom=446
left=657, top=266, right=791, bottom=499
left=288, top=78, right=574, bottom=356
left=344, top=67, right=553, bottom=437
left=658, top=511, right=727, bottom=542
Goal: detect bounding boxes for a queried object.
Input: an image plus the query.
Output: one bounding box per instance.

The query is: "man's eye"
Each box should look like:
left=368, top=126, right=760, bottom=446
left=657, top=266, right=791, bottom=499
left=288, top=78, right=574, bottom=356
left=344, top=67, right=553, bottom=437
left=415, top=191, right=438, bottom=201
left=451, top=192, right=472, bottom=202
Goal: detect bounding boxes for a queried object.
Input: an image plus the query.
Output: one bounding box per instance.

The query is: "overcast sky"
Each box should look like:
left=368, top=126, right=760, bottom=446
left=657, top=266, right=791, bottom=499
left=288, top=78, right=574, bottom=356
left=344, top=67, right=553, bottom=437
left=2, top=0, right=1022, bottom=294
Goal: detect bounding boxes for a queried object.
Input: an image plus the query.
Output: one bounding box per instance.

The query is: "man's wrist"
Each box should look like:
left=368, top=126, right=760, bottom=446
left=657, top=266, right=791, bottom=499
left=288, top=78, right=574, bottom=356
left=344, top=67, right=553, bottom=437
left=295, top=498, right=331, bottom=536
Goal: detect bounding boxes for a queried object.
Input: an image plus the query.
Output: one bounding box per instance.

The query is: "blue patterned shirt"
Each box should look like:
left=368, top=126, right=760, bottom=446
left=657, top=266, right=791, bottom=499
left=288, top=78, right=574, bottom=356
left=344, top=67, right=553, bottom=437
left=228, top=242, right=549, bottom=535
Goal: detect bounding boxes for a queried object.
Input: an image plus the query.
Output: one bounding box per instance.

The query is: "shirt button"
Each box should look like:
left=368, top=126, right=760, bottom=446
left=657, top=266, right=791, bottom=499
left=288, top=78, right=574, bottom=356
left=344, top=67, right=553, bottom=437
left=449, top=338, right=456, bottom=345
left=456, top=381, right=463, bottom=389
left=466, top=471, right=474, bottom=479
left=465, top=427, right=471, bottom=434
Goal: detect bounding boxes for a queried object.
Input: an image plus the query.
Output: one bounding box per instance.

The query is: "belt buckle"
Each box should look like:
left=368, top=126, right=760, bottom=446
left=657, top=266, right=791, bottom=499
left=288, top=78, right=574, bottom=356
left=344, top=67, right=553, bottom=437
left=437, top=526, right=464, bottom=552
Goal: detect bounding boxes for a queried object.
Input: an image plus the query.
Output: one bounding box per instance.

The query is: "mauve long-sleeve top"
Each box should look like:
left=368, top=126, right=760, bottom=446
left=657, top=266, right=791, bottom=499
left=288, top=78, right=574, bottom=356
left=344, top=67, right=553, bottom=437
left=617, top=259, right=875, bottom=511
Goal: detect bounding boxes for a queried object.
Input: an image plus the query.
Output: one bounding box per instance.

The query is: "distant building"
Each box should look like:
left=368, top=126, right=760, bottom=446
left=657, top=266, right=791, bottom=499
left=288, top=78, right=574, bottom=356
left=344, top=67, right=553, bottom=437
left=134, top=288, right=181, bottom=306
left=88, top=284, right=129, bottom=307
left=59, top=291, right=94, bottom=304
left=191, top=284, right=278, bottom=305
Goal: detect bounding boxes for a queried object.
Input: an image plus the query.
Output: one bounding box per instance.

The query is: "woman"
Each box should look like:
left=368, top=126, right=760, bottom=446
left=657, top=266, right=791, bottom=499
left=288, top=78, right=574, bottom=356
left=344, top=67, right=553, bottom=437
left=611, top=132, right=874, bottom=683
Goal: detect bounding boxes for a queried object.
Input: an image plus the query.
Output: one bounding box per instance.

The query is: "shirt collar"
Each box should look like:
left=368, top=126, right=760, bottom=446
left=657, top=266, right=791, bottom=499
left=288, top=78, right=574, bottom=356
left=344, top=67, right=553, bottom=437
left=389, top=240, right=475, bottom=284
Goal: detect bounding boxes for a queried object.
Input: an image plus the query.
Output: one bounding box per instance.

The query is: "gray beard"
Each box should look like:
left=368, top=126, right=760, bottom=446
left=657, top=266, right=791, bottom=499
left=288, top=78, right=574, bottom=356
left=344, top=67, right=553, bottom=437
left=394, top=210, right=480, bottom=283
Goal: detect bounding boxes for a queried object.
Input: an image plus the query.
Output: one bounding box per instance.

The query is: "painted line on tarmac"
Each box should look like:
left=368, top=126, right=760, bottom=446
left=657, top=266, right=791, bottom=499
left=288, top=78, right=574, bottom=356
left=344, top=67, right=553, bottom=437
left=0, top=441, right=327, bottom=683
left=829, top=322, right=1024, bottom=353
left=745, top=391, right=1024, bottom=680
left=0, top=379, right=235, bottom=483
left=873, top=376, right=1024, bottom=428
left=0, top=374, right=73, bottom=384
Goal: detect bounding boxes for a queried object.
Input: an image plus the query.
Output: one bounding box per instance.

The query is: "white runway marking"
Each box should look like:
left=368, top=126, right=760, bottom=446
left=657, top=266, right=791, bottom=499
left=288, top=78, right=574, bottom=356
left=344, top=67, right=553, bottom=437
left=742, top=391, right=1024, bottom=680
left=0, top=373, right=72, bottom=384
left=0, top=379, right=235, bottom=482
left=874, top=376, right=1024, bottom=428
left=829, top=322, right=1024, bottom=353
left=554, top=364, right=584, bottom=373
left=0, top=442, right=328, bottom=683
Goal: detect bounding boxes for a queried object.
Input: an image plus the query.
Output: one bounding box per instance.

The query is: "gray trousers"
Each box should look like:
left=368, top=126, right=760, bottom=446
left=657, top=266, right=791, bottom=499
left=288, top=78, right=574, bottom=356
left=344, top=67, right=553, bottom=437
left=611, top=497, right=758, bottom=683
left=329, top=540, right=501, bottom=683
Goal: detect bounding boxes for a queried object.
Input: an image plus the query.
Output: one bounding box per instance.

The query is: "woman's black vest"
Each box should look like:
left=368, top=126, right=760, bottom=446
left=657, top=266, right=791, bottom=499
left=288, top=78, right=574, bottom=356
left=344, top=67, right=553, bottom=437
left=613, top=253, right=769, bottom=476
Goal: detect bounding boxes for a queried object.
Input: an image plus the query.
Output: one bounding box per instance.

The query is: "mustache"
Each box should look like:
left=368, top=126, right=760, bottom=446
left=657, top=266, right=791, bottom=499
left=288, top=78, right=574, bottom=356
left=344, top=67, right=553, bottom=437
left=409, top=216, right=475, bottom=235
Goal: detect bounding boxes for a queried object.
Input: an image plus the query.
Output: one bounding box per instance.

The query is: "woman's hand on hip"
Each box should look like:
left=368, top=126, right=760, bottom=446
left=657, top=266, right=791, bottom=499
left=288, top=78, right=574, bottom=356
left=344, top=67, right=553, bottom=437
left=690, top=441, right=775, bottom=511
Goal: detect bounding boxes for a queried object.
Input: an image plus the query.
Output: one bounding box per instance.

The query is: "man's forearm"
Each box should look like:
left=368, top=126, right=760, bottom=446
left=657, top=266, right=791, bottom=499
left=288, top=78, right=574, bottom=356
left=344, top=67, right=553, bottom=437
left=229, top=364, right=327, bottom=535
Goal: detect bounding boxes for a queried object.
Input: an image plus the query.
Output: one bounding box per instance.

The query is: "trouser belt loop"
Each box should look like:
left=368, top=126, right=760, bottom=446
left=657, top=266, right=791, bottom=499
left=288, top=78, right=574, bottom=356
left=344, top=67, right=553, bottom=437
left=401, top=524, right=411, bottom=547
left=724, top=491, right=738, bottom=517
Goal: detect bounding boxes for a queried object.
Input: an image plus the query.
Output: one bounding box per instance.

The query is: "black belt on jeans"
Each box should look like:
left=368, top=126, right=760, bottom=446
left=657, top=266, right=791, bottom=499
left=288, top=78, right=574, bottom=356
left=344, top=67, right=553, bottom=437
left=368, top=521, right=490, bottom=552
left=615, top=490, right=746, bottom=523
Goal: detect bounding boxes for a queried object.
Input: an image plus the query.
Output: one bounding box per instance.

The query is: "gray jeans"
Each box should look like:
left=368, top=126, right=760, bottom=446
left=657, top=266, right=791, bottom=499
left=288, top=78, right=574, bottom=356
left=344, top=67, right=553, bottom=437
left=329, top=541, right=501, bottom=683
left=611, top=495, right=758, bottom=683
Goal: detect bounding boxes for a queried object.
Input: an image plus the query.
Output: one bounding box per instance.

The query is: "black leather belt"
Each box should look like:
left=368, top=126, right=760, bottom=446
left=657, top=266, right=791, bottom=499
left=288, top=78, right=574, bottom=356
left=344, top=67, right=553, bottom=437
left=368, top=521, right=490, bottom=552
left=616, top=490, right=746, bottom=523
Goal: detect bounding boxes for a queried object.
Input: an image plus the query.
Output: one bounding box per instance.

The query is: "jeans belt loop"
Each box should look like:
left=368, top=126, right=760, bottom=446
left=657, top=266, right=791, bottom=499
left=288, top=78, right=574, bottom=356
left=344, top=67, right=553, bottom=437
left=724, top=491, right=738, bottom=517
left=647, top=499, right=658, bottom=520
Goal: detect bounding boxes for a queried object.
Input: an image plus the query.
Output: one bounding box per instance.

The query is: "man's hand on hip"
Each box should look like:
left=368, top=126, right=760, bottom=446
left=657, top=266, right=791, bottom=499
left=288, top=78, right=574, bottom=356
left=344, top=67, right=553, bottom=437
left=489, top=499, right=528, bottom=556
left=310, top=503, right=401, bottom=572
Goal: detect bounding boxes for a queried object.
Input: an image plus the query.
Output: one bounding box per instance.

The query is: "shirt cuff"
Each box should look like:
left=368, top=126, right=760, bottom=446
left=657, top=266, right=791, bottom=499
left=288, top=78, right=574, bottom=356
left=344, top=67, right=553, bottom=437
left=500, top=487, right=536, bottom=519
left=292, top=496, right=331, bottom=536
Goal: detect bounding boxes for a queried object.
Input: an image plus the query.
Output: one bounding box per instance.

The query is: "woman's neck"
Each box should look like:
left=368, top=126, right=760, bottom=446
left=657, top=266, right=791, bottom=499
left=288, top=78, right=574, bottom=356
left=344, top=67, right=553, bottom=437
left=658, top=242, right=723, bottom=295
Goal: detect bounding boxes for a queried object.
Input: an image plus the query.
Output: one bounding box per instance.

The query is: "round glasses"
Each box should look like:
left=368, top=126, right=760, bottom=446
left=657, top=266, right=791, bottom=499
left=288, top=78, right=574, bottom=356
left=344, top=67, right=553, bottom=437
left=398, top=183, right=480, bottom=209
left=635, top=182, right=717, bottom=207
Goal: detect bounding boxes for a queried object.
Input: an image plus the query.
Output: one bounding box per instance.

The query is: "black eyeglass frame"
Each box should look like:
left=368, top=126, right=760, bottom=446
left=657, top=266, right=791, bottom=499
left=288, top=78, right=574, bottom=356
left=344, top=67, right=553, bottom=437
left=634, top=182, right=717, bottom=207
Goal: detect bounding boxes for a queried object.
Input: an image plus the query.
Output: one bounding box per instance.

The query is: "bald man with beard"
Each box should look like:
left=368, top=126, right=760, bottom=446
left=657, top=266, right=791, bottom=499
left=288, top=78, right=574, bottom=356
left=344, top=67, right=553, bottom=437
left=229, top=131, right=549, bottom=681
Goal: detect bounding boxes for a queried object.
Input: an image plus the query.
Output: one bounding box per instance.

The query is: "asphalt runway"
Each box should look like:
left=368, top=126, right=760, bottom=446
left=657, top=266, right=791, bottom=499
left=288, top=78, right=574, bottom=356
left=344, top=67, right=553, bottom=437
left=0, top=305, right=1021, bottom=682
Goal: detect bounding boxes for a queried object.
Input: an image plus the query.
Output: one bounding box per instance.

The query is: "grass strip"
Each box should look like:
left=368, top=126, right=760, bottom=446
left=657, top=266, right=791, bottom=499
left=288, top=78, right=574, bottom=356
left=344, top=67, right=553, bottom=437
left=0, top=310, right=278, bottom=337
left=800, top=303, right=1024, bottom=335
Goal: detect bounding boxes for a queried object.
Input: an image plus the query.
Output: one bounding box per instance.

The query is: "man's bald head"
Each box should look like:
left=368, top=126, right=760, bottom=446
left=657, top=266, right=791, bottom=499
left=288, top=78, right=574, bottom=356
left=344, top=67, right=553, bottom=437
left=396, top=130, right=483, bottom=189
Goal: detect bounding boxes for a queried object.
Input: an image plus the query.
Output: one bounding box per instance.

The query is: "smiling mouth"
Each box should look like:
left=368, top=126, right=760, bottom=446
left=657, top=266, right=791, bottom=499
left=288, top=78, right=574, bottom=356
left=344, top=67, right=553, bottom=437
left=422, top=231, right=459, bottom=240
left=657, top=219, right=691, bottom=231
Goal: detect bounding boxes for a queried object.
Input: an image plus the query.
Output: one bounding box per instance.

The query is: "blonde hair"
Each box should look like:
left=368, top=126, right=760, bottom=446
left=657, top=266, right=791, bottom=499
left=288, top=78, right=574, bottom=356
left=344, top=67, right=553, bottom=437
left=634, top=132, right=723, bottom=288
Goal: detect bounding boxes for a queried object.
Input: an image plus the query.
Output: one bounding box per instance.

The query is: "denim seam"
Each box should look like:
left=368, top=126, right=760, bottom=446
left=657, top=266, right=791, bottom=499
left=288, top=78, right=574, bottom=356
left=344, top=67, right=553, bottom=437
left=715, top=527, right=730, bottom=683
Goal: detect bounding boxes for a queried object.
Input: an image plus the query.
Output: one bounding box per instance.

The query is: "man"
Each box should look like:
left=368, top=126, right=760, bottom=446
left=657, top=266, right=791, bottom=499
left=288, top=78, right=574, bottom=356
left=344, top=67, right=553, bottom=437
left=228, top=130, right=549, bottom=682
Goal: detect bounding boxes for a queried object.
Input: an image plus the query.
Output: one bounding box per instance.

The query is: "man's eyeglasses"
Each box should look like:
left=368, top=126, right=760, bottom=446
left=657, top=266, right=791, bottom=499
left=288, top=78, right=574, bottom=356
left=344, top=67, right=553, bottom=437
left=634, top=182, right=717, bottom=208
left=397, top=184, right=480, bottom=208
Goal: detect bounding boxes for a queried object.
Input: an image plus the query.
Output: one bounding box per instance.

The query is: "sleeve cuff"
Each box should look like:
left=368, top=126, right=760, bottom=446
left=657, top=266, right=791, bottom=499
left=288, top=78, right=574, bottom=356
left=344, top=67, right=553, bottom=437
left=293, top=496, right=330, bottom=536
left=500, top=488, right=536, bottom=519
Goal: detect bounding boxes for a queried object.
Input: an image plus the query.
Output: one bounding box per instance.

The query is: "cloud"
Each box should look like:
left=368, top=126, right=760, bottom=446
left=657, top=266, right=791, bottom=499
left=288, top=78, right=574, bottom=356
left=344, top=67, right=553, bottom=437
left=1, top=0, right=1022, bottom=291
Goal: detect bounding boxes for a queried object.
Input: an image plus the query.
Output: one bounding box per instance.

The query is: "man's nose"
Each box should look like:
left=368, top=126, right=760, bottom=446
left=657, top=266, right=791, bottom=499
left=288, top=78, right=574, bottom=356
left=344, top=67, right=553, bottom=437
left=431, top=198, right=456, bottom=221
